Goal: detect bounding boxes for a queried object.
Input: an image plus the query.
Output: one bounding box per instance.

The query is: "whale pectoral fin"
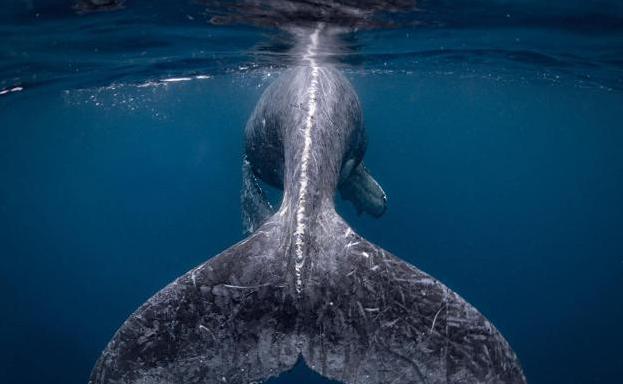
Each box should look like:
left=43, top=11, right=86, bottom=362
left=301, top=235, right=526, bottom=384
left=242, top=155, right=275, bottom=234
left=89, top=225, right=299, bottom=384
left=339, top=162, right=387, bottom=217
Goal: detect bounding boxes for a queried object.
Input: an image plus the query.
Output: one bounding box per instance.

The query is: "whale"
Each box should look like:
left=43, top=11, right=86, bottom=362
left=89, top=26, right=526, bottom=384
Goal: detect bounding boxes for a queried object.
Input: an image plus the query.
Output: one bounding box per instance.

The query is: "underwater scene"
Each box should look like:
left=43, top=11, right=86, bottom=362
left=1, top=1, right=622, bottom=384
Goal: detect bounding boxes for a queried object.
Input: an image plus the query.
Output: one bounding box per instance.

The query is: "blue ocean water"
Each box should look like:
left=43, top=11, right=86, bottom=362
left=1, top=1, right=622, bottom=384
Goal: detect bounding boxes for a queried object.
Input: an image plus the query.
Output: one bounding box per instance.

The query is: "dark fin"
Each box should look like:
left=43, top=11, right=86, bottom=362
left=339, top=163, right=387, bottom=218
left=89, top=221, right=299, bottom=384
left=241, top=155, right=274, bottom=235
left=299, top=219, right=526, bottom=384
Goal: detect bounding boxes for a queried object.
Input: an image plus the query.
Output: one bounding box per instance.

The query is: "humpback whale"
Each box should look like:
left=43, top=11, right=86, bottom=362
left=89, top=26, right=526, bottom=384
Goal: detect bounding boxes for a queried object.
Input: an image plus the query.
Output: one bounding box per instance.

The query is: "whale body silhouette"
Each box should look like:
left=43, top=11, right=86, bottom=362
left=89, top=28, right=526, bottom=384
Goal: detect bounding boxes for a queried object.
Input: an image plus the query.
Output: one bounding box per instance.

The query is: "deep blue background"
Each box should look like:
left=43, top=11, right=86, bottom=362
left=1, top=1, right=623, bottom=381
left=1, top=69, right=622, bottom=384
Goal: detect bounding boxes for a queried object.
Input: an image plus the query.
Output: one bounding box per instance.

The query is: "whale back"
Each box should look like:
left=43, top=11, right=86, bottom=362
left=244, top=67, right=366, bottom=191
left=242, top=66, right=387, bottom=222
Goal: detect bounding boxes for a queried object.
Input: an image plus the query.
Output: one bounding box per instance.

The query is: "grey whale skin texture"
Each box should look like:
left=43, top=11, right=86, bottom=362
left=89, top=65, right=527, bottom=384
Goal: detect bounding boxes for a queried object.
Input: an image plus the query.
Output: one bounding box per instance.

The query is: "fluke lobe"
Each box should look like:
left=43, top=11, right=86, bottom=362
left=89, top=26, right=527, bottom=384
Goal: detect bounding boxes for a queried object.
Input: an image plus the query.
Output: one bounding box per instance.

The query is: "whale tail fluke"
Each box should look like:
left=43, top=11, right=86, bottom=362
left=90, top=212, right=525, bottom=384
left=88, top=220, right=299, bottom=384
left=298, top=214, right=526, bottom=384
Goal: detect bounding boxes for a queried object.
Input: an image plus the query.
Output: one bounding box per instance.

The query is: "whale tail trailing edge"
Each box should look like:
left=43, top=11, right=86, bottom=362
left=89, top=212, right=526, bottom=384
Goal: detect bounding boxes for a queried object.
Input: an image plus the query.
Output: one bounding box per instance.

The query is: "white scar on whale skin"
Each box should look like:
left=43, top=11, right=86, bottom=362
left=294, top=25, right=322, bottom=294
